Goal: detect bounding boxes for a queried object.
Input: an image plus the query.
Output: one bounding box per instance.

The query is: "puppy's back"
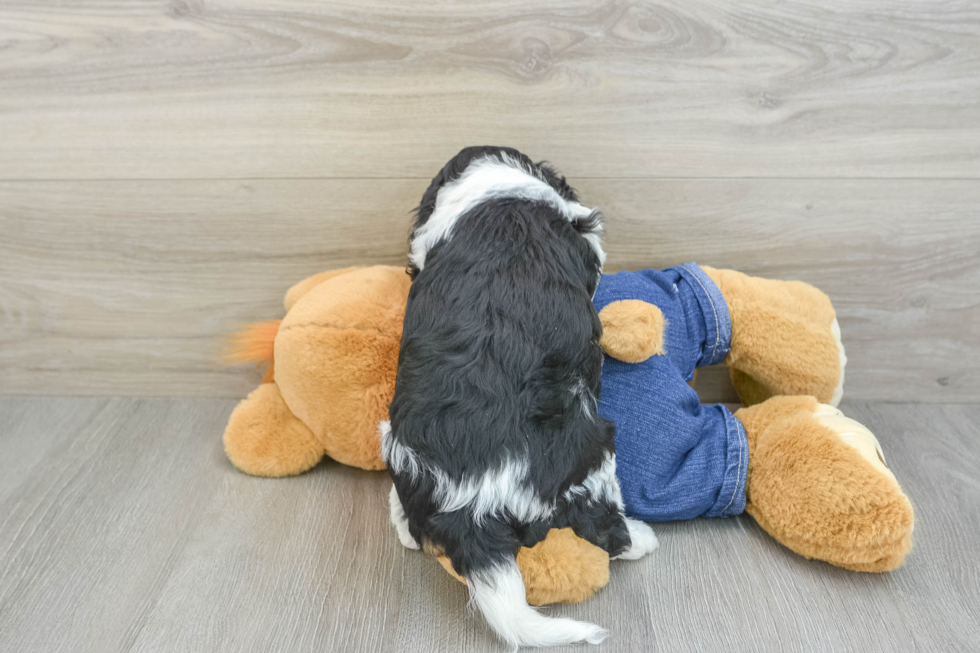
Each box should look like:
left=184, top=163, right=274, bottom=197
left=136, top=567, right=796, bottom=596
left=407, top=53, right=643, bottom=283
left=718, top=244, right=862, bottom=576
left=393, top=198, right=605, bottom=496
left=386, top=148, right=615, bottom=648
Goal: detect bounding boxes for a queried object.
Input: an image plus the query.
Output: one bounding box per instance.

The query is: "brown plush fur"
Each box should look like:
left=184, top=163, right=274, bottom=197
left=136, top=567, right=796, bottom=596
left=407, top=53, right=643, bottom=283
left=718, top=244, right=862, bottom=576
left=224, top=383, right=324, bottom=477
left=224, top=266, right=410, bottom=473
left=436, top=528, right=610, bottom=606
left=598, top=300, right=665, bottom=363
left=702, top=266, right=841, bottom=406
left=284, top=266, right=365, bottom=312
left=275, top=266, right=410, bottom=470
left=737, top=396, right=914, bottom=572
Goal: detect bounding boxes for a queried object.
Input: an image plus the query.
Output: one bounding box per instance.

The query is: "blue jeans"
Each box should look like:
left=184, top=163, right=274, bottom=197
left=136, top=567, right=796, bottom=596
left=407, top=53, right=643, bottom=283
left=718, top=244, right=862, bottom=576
left=594, top=263, right=748, bottom=521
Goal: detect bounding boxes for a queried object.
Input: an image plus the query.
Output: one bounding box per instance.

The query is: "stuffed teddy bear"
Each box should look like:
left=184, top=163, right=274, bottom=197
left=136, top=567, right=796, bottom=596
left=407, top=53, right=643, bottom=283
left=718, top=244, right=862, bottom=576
left=223, top=264, right=914, bottom=605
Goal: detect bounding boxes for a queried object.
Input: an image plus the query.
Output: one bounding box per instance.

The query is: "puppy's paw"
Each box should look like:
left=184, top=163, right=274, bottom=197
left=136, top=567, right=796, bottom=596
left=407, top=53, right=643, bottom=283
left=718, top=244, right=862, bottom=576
left=389, top=485, right=420, bottom=550
left=395, top=520, right=420, bottom=550
left=612, top=517, right=658, bottom=560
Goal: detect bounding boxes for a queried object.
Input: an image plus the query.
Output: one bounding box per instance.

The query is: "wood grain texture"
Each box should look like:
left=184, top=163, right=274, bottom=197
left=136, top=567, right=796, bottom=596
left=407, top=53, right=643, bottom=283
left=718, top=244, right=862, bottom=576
left=2, top=178, right=977, bottom=401
left=0, top=0, right=978, bottom=180
left=1, top=1, right=976, bottom=649
left=0, top=397, right=978, bottom=652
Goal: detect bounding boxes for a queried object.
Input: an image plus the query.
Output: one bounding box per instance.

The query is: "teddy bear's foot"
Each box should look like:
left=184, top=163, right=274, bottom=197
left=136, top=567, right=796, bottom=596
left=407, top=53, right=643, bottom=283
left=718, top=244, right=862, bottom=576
left=702, top=266, right=846, bottom=407
left=223, top=383, right=325, bottom=477
left=612, top=517, right=659, bottom=560
left=737, top=396, right=914, bottom=572
left=516, top=529, right=610, bottom=605
left=437, top=528, right=611, bottom=606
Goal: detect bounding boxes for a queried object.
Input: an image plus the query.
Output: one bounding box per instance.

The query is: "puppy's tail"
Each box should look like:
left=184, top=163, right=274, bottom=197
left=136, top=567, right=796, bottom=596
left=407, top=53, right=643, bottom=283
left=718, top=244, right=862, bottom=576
left=223, top=320, right=281, bottom=383
left=467, top=559, right=607, bottom=649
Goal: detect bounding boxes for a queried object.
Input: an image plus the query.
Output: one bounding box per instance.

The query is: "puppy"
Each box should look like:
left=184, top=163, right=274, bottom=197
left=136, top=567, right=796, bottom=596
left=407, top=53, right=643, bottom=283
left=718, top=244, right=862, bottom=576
left=382, top=146, right=658, bottom=648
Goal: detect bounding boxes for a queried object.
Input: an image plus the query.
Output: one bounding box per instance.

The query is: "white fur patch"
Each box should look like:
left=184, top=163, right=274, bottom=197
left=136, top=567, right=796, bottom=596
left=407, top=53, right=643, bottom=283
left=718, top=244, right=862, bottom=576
left=383, top=424, right=629, bottom=534
left=612, top=517, right=659, bottom=561
left=379, top=420, right=422, bottom=481
left=409, top=154, right=605, bottom=272
left=570, top=378, right=598, bottom=421
left=389, top=484, right=420, bottom=550
left=382, top=423, right=555, bottom=524
left=468, top=559, right=608, bottom=648
left=432, top=457, right=554, bottom=525
left=563, top=451, right=624, bottom=510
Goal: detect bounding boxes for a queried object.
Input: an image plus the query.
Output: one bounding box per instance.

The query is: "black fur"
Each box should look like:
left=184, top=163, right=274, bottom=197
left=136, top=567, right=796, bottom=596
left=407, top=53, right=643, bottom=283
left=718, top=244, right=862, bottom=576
left=407, top=146, right=584, bottom=280
left=389, top=146, right=631, bottom=578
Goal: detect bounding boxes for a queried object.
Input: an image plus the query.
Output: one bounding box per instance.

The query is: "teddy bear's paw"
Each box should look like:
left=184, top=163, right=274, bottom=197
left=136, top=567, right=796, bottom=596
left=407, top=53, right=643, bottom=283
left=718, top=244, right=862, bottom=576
left=612, top=517, right=659, bottom=560
left=741, top=396, right=914, bottom=572
left=389, top=485, right=420, bottom=550
left=598, top=300, right=666, bottom=363
left=223, top=383, right=325, bottom=477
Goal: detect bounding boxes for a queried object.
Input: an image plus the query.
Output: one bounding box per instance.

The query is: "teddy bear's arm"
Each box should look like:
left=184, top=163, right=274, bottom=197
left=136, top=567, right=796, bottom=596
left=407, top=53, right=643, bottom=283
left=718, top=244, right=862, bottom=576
left=598, top=300, right=666, bottom=363
left=283, top=267, right=365, bottom=311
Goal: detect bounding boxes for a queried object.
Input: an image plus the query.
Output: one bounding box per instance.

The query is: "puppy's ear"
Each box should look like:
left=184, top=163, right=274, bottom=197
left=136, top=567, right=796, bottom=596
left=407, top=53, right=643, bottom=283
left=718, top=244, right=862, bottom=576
left=571, top=210, right=603, bottom=238
left=570, top=209, right=606, bottom=297
left=535, top=160, right=580, bottom=203
left=586, top=271, right=601, bottom=298
left=408, top=164, right=453, bottom=280
left=415, top=171, right=445, bottom=226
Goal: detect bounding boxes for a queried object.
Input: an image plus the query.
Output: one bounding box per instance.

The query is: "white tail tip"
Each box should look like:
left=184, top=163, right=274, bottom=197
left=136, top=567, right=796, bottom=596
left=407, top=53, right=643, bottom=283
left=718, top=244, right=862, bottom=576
left=468, top=559, right=608, bottom=649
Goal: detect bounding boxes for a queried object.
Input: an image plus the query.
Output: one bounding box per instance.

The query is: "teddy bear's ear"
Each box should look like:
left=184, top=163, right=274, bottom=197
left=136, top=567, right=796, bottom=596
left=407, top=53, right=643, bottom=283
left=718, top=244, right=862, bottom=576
left=598, top=300, right=666, bottom=364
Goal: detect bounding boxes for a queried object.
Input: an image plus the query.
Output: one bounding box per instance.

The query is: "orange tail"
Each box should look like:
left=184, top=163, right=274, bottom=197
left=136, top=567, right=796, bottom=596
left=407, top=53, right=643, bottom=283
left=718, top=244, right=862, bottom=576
left=224, top=320, right=281, bottom=383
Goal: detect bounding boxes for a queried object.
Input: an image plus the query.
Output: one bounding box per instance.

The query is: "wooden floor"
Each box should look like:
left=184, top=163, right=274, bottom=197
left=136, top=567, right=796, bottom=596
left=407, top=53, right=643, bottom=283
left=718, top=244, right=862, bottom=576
left=0, top=396, right=977, bottom=653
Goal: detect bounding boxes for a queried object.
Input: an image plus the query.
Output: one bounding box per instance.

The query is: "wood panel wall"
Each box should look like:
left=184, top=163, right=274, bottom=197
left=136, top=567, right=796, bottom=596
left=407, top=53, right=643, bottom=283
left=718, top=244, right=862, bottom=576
left=1, top=0, right=978, bottom=401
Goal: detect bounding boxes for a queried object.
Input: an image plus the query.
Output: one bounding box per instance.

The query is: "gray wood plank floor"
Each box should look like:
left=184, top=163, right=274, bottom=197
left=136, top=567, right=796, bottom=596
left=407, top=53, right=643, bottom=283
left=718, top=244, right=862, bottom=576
left=0, top=396, right=977, bottom=652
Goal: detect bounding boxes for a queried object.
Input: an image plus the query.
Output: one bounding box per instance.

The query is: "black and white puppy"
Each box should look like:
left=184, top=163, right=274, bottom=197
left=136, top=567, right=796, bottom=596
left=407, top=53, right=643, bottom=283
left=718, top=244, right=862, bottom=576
left=382, top=146, right=657, bottom=648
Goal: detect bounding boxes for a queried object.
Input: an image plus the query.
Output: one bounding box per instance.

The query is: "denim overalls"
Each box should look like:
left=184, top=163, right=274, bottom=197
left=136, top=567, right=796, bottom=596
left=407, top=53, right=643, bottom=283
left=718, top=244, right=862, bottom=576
left=595, top=264, right=748, bottom=521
